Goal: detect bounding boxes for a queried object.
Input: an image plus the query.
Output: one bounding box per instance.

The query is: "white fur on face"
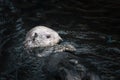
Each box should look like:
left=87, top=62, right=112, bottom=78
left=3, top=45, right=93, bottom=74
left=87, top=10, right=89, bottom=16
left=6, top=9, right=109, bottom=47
left=24, top=26, right=62, bottom=49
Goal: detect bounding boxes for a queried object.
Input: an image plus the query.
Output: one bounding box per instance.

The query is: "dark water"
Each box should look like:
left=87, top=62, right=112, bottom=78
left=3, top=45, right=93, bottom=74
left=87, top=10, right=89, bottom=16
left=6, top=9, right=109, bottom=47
left=0, top=0, right=120, bottom=80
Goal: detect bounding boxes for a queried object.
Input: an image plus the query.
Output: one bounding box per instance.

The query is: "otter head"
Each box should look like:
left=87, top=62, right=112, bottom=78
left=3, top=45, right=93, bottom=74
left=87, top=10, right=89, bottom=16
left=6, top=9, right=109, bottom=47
left=24, top=26, right=62, bottom=49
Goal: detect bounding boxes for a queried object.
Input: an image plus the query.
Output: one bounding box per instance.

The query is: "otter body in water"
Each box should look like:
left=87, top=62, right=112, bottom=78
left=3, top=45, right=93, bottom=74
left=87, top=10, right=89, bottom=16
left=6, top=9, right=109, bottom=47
left=22, top=26, right=101, bottom=80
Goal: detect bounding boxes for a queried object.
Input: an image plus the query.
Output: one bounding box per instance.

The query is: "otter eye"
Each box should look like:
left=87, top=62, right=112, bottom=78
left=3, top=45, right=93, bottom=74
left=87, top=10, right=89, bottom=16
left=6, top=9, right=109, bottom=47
left=46, top=35, right=51, bottom=39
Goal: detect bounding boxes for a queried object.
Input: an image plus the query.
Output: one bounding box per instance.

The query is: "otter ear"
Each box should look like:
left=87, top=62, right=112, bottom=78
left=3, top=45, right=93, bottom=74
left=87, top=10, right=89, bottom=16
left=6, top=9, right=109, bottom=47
left=33, top=33, right=38, bottom=41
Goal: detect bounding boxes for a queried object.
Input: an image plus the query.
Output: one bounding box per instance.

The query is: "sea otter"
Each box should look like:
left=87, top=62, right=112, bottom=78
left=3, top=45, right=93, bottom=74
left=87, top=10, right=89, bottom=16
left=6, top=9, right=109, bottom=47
left=24, top=26, right=76, bottom=57
left=21, top=26, right=101, bottom=80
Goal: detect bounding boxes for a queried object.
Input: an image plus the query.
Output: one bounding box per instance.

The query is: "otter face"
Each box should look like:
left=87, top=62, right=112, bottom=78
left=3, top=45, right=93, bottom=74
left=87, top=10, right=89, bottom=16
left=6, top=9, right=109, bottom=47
left=24, top=26, right=62, bottom=49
